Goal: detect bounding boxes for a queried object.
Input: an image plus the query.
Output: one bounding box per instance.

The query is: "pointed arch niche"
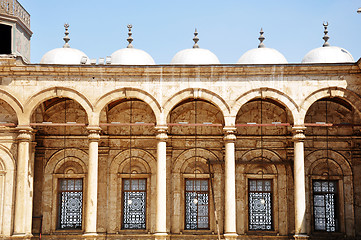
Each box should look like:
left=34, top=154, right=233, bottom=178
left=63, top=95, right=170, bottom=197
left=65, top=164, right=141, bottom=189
left=0, top=147, right=15, bottom=236
left=305, top=150, right=354, bottom=236
left=108, top=149, right=156, bottom=234
left=236, top=149, right=291, bottom=236
left=42, top=149, right=88, bottom=234
left=171, top=148, right=223, bottom=235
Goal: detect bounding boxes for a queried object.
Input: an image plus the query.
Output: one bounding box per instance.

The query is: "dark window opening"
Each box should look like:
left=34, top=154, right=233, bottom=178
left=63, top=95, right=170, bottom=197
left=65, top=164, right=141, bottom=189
left=57, top=179, right=83, bottom=230
left=248, top=179, right=273, bottom=231
left=0, top=24, right=11, bottom=54
left=185, top=179, right=209, bottom=230
left=313, top=180, right=338, bottom=232
left=122, top=178, right=147, bottom=229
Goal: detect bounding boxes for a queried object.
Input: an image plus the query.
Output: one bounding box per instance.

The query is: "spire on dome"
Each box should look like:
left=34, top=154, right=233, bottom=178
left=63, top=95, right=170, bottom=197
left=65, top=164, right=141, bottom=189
left=63, top=23, right=70, bottom=48
left=193, top=28, right=199, bottom=48
left=322, top=22, right=330, bottom=47
left=258, top=28, right=265, bottom=48
left=127, top=24, right=134, bottom=48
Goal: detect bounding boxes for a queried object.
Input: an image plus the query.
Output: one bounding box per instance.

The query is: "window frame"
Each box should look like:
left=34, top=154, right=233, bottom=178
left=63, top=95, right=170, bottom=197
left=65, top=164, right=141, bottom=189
left=247, top=178, right=274, bottom=231
left=121, top=178, right=147, bottom=230
left=312, top=179, right=339, bottom=233
left=184, top=178, right=210, bottom=230
left=56, top=178, right=84, bottom=230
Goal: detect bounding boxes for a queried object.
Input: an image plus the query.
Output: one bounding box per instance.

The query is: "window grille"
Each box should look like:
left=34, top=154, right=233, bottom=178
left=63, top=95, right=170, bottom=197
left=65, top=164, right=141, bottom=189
left=185, top=179, right=209, bottom=230
left=313, top=180, right=338, bottom=232
left=122, top=178, right=147, bottom=229
left=248, top=179, right=273, bottom=231
left=58, top=178, right=83, bottom=229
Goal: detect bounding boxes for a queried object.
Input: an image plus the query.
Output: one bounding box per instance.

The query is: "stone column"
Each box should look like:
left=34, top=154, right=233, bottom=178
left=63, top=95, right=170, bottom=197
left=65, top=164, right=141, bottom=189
left=223, top=127, right=238, bottom=240
left=154, top=126, right=168, bottom=240
left=13, top=126, right=33, bottom=237
left=84, top=127, right=101, bottom=235
left=292, top=126, right=308, bottom=240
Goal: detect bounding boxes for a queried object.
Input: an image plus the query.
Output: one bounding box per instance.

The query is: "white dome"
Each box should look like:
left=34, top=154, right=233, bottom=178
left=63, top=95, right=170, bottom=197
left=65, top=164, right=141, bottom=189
left=40, top=47, right=89, bottom=65
left=237, top=47, right=288, bottom=64
left=302, top=46, right=354, bottom=63
left=111, top=48, right=155, bottom=65
left=171, top=48, right=220, bottom=65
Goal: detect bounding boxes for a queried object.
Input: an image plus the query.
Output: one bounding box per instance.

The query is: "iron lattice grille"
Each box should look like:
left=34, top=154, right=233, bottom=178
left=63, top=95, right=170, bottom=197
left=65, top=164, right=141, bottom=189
left=248, top=179, right=273, bottom=231
left=185, top=179, right=209, bottom=230
left=122, top=179, right=147, bottom=229
left=58, top=179, right=83, bottom=229
left=313, top=180, right=338, bottom=232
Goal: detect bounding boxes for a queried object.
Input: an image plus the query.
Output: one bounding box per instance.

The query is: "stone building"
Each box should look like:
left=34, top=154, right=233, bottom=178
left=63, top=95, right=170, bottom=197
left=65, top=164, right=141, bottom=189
left=1, top=1, right=361, bottom=240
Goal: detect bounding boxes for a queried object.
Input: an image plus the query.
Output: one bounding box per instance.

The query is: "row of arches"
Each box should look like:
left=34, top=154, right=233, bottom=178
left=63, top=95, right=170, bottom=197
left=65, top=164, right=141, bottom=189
left=1, top=86, right=361, bottom=126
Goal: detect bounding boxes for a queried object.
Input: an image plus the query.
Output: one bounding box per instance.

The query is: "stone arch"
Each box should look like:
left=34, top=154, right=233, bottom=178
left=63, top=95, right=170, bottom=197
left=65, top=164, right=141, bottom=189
left=44, top=148, right=88, bottom=174
left=231, top=88, right=298, bottom=125
left=305, top=149, right=352, bottom=176
left=163, top=88, right=230, bottom=126
left=300, top=87, right=361, bottom=124
left=0, top=145, right=15, bottom=236
left=109, top=149, right=156, bottom=174
left=42, top=148, right=88, bottom=234
left=23, top=87, right=93, bottom=125
left=238, top=149, right=281, bottom=175
left=239, top=148, right=284, bottom=163
left=108, top=149, right=156, bottom=233
left=173, top=148, right=220, bottom=173
left=305, top=149, right=354, bottom=235
left=95, top=88, right=161, bottom=125
left=0, top=89, right=23, bottom=123
left=171, top=147, right=222, bottom=233
left=236, top=148, right=288, bottom=235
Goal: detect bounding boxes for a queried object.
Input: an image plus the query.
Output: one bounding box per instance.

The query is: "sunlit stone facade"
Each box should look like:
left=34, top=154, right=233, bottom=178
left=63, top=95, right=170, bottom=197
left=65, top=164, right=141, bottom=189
left=1, top=1, right=361, bottom=240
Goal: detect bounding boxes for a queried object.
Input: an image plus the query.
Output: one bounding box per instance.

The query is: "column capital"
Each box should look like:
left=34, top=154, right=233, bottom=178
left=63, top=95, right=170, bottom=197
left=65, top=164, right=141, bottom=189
left=87, top=126, right=101, bottom=141
left=223, top=126, right=236, bottom=142
left=292, top=126, right=306, bottom=142
left=16, top=126, right=33, bottom=141
left=155, top=125, right=168, bottom=141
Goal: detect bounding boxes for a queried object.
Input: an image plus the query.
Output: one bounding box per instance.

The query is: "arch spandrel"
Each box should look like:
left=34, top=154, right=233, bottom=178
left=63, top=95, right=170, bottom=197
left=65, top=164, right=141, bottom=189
left=300, top=87, right=361, bottom=124
left=95, top=88, right=161, bottom=125
left=23, top=87, right=93, bottom=126
left=163, top=88, right=230, bottom=126
left=231, top=88, right=299, bottom=126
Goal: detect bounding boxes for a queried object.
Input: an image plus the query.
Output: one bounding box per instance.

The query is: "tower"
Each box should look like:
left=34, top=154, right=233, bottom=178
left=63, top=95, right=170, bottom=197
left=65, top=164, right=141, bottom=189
left=0, top=0, right=32, bottom=62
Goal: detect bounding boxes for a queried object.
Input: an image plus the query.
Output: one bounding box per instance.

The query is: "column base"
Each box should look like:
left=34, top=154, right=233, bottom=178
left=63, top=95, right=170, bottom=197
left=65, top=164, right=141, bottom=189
left=224, top=233, right=238, bottom=240
left=83, top=232, right=98, bottom=240
left=294, top=234, right=309, bottom=240
left=11, top=233, right=33, bottom=240
left=154, top=232, right=169, bottom=240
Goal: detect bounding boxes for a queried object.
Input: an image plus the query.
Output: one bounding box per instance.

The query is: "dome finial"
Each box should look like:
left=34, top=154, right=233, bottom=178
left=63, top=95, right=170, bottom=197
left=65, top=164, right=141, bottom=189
left=258, top=28, right=265, bottom=48
left=193, top=28, right=199, bottom=48
left=63, top=23, right=70, bottom=48
left=322, top=22, right=330, bottom=47
left=127, top=24, right=134, bottom=48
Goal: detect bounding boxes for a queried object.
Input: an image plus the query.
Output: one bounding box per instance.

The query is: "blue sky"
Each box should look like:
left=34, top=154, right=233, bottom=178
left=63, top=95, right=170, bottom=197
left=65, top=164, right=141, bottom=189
left=20, top=0, right=361, bottom=64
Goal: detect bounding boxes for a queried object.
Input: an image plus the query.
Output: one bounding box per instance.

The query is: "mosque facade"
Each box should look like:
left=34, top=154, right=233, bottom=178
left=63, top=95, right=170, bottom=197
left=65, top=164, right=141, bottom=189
left=1, top=1, right=361, bottom=240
